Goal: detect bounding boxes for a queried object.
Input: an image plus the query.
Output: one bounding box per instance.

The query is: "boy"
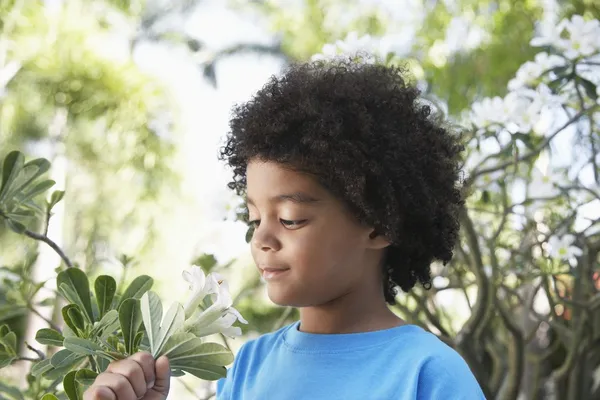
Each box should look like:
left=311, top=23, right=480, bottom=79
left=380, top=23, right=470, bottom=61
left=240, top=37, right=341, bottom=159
left=84, top=59, right=486, bottom=400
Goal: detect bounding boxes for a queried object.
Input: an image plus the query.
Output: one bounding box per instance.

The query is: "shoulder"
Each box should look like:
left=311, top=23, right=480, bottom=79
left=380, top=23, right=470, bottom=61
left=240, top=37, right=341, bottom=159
left=387, top=326, right=486, bottom=399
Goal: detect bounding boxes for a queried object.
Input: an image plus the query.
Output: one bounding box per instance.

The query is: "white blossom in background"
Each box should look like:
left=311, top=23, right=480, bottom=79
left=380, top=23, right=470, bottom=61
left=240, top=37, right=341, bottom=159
left=0, top=60, right=20, bottom=99
left=546, top=234, right=583, bottom=260
left=470, top=96, right=506, bottom=128
left=311, top=32, right=383, bottom=63
left=531, top=15, right=600, bottom=60
left=508, top=53, right=566, bottom=91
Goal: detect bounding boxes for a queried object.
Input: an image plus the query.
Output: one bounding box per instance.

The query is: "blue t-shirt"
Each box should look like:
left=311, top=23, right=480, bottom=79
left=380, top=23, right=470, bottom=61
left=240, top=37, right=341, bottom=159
left=217, top=321, right=486, bottom=399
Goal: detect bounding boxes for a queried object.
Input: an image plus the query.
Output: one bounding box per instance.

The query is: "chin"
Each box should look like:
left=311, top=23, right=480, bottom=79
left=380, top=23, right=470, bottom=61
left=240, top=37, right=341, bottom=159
left=266, top=285, right=303, bottom=307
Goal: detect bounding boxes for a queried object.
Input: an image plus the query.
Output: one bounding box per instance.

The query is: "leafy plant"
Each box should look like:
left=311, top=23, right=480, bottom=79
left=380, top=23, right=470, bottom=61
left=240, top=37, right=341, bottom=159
left=0, top=150, right=246, bottom=399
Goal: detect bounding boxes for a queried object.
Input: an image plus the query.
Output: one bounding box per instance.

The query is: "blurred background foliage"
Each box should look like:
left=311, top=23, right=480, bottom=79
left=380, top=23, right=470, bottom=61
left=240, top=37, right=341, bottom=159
left=1, top=0, right=599, bottom=399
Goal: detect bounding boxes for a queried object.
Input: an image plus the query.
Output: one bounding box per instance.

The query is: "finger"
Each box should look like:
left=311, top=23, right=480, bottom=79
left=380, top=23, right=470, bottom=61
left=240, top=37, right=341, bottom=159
left=150, top=355, right=170, bottom=395
left=83, top=386, right=116, bottom=400
left=106, top=359, right=146, bottom=398
left=93, top=372, right=137, bottom=400
left=129, top=351, right=156, bottom=389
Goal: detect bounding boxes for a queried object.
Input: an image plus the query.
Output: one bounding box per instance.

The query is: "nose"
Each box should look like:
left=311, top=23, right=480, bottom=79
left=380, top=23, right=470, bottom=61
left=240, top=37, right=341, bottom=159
left=251, top=220, right=282, bottom=252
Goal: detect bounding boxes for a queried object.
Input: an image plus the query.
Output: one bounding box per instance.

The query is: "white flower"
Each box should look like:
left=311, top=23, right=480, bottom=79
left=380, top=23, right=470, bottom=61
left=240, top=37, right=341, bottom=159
left=529, top=167, right=560, bottom=198
left=508, top=53, right=566, bottom=91
left=183, top=274, right=247, bottom=338
left=562, top=15, right=600, bottom=59
left=470, top=96, right=505, bottom=127
left=547, top=234, right=583, bottom=259
left=532, top=15, right=600, bottom=60
left=182, top=267, right=217, bottom=319
left=311, top=32, right=382, bottom=63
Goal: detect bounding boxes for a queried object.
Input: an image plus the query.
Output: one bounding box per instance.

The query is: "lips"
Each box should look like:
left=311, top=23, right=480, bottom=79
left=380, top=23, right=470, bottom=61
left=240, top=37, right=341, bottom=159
left=259, top=265, right=290, bottom=280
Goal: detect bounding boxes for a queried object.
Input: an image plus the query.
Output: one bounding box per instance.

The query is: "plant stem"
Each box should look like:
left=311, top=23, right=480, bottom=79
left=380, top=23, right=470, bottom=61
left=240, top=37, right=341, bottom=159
left=28, top=304, right=62, bottom=332
left=23, top=228, right=73, bottom=268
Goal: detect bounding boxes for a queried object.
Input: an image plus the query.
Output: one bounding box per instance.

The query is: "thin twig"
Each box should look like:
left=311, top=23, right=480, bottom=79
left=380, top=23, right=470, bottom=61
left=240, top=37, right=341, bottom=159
left=28, top=304, right=62, bottom=332
left=23, top=228, right=73, bottom=268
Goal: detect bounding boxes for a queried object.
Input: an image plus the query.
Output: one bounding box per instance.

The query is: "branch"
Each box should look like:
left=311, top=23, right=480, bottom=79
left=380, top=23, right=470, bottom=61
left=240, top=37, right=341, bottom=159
left=23, top=229, right=73, bottom=268
left=468, top=106, right=597, bottom=185
left=28, top=304, right=62, bottom=332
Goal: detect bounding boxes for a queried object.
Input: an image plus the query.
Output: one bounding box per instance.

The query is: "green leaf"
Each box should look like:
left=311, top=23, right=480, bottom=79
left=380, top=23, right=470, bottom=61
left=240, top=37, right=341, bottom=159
left=6, top=219, right=26, bottom=234
left=175, top=362, right=227, bottom=381
left=0, top=325, right=9, bottom=336
left=152, top=302, right=184, bottom=358
left=140, top=291, right=162, bottom=355
left=119, top=298, right=143, bottom=355
left=40, top=395, right=59, bottom=400
left=118, top=275, right=153, bottom=308
left=94, top=275, right=116, bottom=318
left=31, top=359, right=53, bottom=377
left=167, top=340, right=233, bottom=367
left=0, top=381, right=25, bottom=400
left=579, top=76, right=598, bottom=101
left=35, top=328, right=65, bottom=346
left=62, top=304, right=85, bottom=336
left=91, top=309, right=120, bottom=339
left=0, top=331, right=17, bottom=356
left=49, top=190, right=65, bottom=208
left=75, top=368, right=98, bottom=386
left=170, top=369, right=186, bottom=377
left=57, top=269, right=95, bottom=323
left=0, top=305, right=26, bottom=321
left=133, top=331, right=144, bottom=353
left=16, top=179, right=55, bottom=204
left=63, top=370, right=83, bottom=400
left=64, top=337, right=103, bottom=356
left=50, top=349, right=84, bottom=369
left=0, top=151, right=25, bottom=203
left=0, top=353, right=16, bottom=368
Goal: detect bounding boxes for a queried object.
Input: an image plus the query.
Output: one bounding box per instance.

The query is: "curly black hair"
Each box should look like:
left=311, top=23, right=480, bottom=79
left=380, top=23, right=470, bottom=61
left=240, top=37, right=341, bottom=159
left=219, top=58, right=464, bottom=305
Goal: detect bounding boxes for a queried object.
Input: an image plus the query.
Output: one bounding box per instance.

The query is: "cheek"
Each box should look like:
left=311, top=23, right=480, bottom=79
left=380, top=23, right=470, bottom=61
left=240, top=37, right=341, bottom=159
left=289, top=225, right=364, bottom=278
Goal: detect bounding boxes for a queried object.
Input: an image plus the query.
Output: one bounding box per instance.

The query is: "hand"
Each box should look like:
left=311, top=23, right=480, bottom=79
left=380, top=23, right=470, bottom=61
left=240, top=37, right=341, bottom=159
left=83, top=352, right=170, bottom=400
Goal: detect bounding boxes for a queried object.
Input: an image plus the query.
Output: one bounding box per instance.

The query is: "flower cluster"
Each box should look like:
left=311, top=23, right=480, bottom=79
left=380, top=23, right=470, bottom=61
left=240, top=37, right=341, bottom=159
left=181, top=267, right=248, bottom=338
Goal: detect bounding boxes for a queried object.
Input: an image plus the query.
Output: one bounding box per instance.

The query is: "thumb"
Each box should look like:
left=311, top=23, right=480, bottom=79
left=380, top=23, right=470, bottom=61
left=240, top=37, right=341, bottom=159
left=149, top=355, right=170, bottom=397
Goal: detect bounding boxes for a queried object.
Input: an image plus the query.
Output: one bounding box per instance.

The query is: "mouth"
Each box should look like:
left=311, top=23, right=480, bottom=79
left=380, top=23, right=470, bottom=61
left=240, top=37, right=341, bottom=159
left=259, top=266, right=291, bottom=280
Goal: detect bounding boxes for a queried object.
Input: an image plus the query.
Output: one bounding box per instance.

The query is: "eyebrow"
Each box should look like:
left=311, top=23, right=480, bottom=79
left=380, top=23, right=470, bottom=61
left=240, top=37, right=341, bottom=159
left=246, top=192, right=321, bottom=206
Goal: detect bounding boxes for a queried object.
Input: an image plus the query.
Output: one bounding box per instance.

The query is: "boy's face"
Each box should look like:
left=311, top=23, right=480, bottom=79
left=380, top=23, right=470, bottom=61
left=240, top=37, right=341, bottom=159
left=246, top=159, right=387, bottom=307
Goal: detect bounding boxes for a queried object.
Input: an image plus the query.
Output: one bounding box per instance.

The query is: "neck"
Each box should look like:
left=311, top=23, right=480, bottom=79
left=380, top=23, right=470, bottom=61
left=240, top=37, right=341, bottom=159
left=298, top=287, right=404, bottom=334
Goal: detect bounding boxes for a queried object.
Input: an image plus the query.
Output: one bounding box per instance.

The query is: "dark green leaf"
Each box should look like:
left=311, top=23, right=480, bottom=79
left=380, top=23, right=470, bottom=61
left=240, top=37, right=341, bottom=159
left=0, top=151, right=25, bottom=202
left=133, top=331, right=144, bottom=353
left=94, top=275, right=116, bottom=318
left=578, top=76, right=598, bottom=101
left=75, top=368, right=98, bottom=386
left=57, top=269, right=95, bottom=323
left=6, top=219, right=26, bottom=234
left=40, top=395, right=59, bottom=400
left=117, top=275, right=153, bottom=309
left=63, top=370, right=83, bottom=400
left=62, top=304, right=85, bottom=335
left=167, top=340, right=233, bottom=367
left=35, top=328, right=65, bottom=346
left=118, top=298, right=143, bottom=355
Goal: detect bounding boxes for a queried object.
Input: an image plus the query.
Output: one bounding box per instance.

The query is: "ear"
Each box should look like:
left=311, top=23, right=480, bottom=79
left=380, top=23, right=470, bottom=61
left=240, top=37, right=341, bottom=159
left=366, top=230, right=391, bottom=250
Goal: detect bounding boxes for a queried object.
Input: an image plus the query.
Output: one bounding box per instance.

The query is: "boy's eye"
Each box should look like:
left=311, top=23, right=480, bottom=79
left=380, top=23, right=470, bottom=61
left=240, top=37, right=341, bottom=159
left=280, top=219, right=306, bottom=228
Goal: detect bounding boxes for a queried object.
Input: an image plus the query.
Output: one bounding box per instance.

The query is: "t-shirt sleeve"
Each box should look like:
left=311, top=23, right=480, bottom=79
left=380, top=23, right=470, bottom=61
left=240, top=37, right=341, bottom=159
left=417, top=351, right=487, bottom=400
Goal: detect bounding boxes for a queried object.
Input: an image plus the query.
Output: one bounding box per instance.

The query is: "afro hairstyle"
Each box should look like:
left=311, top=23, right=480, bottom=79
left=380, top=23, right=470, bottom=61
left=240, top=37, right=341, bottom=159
left=219, top=58, right=464, bottom=304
